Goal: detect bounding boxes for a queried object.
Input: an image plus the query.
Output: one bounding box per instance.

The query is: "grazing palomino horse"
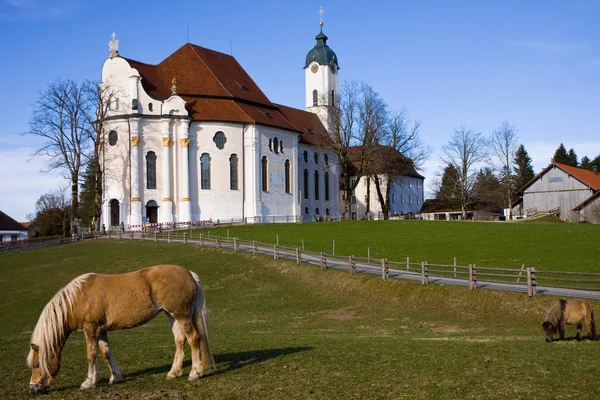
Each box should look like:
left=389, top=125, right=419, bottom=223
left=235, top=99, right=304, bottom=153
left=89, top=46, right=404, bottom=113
left=542, top=299, right=596, bottom=343
left=27, top=265, right=215, bottom=394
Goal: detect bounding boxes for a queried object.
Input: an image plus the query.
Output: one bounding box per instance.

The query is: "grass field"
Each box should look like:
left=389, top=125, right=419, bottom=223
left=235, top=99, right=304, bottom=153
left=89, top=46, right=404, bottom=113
left=189, top=219, right=600, bottom=272
left=2, top=233, right=600, bottom=399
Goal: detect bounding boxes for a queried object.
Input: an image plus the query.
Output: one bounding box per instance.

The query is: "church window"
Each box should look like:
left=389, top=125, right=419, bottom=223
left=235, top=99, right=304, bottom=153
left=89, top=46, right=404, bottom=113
left=110, top=199, right=120, bottom=227
left=148, top=103, right=153, bottom=112
left=115, top=98, right=120, bottom=111
left=324, top=154, right=329, bottom=165
left=316, top=207, right=320, bottom=215
left=312, top=89, right=318, bottom=106
left=285, top=160, right=291, bottom=194
left=330, top=90, right=335, bottom=105
left=229, top=154, right=239, bottom=190
left=401, top=194, right=405, bottom=204
left=146, top=151, right=157, bottom=189
left=417, top=195, right=421, bottom=205
left=261, top=156, right=268, bottom=192
left=409, top=180, right=412, bottom=188
left=409, top=195, right=413, bottom=204
left=200, top=153, right=211, bottom=190
left=109, top=130, right=118, bottom=146
left=314, top=153, right=319, bottom=164
left=213, top=131, right=227, bottom=150
left=326, top=208, right=330, bottom=216
left=274, top=137, right=279, bottom=154
left=268, top=138, right=273, bottom=151
left=314, top=170, right=320, bottom=200
left=280, top=140, right=284, bottom=153
left=324, top=172, right=330, bottom=201
left=305, top=207, right=309, bottom=214
left=303, top=150, right=308, bottom=163
left=303, top=169, right=309, bottom=199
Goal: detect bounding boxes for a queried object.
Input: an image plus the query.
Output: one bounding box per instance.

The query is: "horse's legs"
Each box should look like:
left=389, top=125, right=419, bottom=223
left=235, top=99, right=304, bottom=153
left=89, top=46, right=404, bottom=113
left=80, top=326, right=100, bottom=390
left=98, top=332, right=124, bottom=384
left=182, top=319, right=202, bottom=381
left=167, top=315, right=187, bottom=379
left=558, top=321, right=566, bottom=341
left=576, top=323, right=582, bottom=340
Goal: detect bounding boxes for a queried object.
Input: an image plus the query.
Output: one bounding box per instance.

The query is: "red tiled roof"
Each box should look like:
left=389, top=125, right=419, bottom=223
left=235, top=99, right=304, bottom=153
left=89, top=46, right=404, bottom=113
left=275, top=104, right=333, bottom=146
left=519, top=162, right=600, bottom=193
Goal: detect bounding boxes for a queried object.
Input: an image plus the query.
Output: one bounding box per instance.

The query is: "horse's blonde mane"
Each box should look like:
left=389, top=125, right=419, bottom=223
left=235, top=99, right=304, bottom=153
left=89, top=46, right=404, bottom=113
left=27, top=273, right=94, bottom=378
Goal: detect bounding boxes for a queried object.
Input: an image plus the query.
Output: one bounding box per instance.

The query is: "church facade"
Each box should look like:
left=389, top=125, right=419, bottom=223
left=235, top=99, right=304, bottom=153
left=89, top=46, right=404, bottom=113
left=100, top=26, right=342, bottom=229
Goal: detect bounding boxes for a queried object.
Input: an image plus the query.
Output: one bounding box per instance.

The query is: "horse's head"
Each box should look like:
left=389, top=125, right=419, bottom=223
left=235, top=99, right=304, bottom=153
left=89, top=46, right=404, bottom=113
left=27, top=343, right=61, bottom=394
left=541, top=321, right=556, bottom=343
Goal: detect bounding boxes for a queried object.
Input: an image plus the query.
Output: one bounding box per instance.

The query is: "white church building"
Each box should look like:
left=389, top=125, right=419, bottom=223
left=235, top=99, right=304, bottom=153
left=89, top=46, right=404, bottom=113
left=100, top=24, right=342, bottom=229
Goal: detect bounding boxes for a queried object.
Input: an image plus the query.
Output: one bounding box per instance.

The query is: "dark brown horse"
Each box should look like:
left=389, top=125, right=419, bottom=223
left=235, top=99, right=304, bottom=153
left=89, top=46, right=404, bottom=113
left=542, top=299, right=596, bottom=343
left=27, top=265, right=215, bottom=394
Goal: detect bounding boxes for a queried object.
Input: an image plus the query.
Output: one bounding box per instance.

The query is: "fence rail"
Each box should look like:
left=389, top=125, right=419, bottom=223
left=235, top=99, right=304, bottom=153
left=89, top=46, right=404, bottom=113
left=9, top=229, right=600, bottom=299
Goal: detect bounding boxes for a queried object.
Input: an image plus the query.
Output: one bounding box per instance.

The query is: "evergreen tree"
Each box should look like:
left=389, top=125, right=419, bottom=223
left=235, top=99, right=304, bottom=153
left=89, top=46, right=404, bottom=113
left=590, top=155, right=600, bottom=171
left=472, top=168, right=502, bottom=206
left=436, top=164, right=461, bottom=200
left=79, top=161, right=97, bottom=229
left=513, top=144, right=535, bottom=194
left=567, top=148, right=579, bottom=167
left=551, top=143, right=568, bottom=164
left=580, top=156, right=591, bottom=170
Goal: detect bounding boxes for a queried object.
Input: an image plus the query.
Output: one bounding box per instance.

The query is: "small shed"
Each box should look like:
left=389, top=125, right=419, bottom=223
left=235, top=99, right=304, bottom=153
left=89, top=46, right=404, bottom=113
left=0, top=211, right=28, bottom=242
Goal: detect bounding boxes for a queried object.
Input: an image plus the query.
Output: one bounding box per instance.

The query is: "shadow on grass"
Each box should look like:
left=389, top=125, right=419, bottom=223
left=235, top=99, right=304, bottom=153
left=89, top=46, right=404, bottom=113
left=126, top=346, right=313, bottom=380
left=49, top=346, right=313, bottom=393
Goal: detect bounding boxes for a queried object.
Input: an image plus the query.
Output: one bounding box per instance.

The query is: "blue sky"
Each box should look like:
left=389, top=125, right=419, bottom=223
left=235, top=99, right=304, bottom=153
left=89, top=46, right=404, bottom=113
left=1, top=0, right=599, bottom=221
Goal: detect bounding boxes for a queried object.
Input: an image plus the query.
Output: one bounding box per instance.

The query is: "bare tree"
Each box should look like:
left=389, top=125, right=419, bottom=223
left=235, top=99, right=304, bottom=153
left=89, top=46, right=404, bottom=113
left=326, top=81, right=387, bottom=219
left=441, top=126, right=488, bottom=219
left=490, top=121, right=518, bottom=213
left=372, top=110, right=432, bottom=219
left=26, top=79, right=93, bottom=234
left=31, top=186, right=71, bottom=236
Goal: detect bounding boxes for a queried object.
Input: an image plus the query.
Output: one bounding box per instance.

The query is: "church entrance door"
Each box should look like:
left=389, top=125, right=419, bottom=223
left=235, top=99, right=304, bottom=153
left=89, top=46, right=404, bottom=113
left=110, top=199, right=120, bottom=227
left=146, top=200, right=159, bottom=224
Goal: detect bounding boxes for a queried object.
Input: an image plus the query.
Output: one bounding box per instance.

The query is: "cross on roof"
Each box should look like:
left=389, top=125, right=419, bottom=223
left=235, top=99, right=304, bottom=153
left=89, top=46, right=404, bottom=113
left=318, top=6, right=325, bottom=24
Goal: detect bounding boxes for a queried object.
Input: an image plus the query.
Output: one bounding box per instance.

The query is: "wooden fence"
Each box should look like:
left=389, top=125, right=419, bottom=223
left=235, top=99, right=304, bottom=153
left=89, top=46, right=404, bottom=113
left=93, top=230, right=600, bottom=298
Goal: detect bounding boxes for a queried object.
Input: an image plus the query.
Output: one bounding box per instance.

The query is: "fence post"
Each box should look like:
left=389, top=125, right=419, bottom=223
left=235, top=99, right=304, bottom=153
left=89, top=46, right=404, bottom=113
left=321, top=252, right=326, bottom=270
left=183, top=232, right=187, bottom=244
left=200, top=233, right=204, bottom=246
left=273, top=244, right=278, bottom=260
left=296, top=248, right=300, bottom=264
left=154, top=232, right=158, bottom=242
left=531, top=268, right=537, bottom=296
left=253, top=240, right=257, bottom=256
left=453, top=257, right=457, bottom=278
left=349, top=255, right=356, bottom=274
left=421, top=261, right=428, bottom=284
left=381, top=258, right=389, bottom=280
left=407, top=257, right=410, bottom=271
left=168, top=231, right=171, bottom=243
left=234, top=237, right=238, bottom=251
left=469, top=264, right=477, bottom=290
left=216, top=236, right=220, bottom=249
left=526, top=267, right=533, bottom=297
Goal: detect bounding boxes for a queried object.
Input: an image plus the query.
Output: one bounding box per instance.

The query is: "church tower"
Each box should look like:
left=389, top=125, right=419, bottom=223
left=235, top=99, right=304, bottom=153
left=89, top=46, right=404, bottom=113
left=304, top=13, right=339, bottom=131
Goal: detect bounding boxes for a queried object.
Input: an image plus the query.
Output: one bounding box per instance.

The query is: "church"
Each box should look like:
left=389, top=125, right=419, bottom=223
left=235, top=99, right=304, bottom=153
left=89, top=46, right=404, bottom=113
left=100, top=21, right=342, bottom=229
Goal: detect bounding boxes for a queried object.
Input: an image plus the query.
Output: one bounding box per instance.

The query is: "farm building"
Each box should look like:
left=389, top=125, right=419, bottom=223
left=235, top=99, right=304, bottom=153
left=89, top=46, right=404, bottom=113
left=0, top=210, right=28, bottom=242
left=418, top=199, right=503, bottom=221
left=512, top=162, right=600, bottom=223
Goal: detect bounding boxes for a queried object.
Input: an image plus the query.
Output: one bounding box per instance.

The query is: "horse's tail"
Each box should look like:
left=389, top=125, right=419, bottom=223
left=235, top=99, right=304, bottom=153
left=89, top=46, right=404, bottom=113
left=189, top=271, right=216, bottom=374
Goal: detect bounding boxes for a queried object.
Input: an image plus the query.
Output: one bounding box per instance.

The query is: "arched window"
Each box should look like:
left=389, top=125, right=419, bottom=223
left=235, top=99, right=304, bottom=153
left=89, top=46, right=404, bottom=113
left=273, top=137, right=279, bottom=154
left=303, top=169, right=309, bottom=199
left=314, top=152, right=319, bottom=164
left=148, top=103, right=153, bottom=112
left=303, top=150, right=308, bottom=163
left=314, top=170, right=320, bottom=200
left=330, top=89, right=335, bottom=105
left=146, top=151, right=156, bottom=189
left=268, top=138, right=273, bottom=151
left=280, top=140, right=284, bottom=153
left=110, top=199, right=119, bottom=227
left=324, top=154, right=329, bottom=165
left=312, top=89, right=318, bottom=106
left=324, top=171, right=330, bottom=201
left=261, top=156, right=268, bottom=192
left=285, top=159, right=291, bottom=194
left=229, top=154, right=238, bottom=190
left=200, top=153, right=211, bottom=190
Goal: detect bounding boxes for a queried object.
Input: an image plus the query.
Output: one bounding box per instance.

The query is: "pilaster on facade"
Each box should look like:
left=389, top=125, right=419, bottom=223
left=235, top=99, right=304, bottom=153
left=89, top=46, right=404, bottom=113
left=178, top=118, right=192, bottom=222
left=243, top=127, right=262, bottom=219
left=161, top=119, right=173, bottom=223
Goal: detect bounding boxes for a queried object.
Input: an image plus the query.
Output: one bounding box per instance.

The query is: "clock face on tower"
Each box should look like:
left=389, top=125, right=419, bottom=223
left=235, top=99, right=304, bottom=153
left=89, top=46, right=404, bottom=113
left=310, top=64, right=319, bottom=73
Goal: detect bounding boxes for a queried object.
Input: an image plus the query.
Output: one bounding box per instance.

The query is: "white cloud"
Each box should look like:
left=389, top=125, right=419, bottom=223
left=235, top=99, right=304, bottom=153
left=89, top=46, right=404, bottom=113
left=0, top=147, right=66, bottom=222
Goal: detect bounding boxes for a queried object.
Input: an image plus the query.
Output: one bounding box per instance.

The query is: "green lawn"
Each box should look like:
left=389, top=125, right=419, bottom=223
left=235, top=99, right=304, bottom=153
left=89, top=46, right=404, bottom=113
left=190, top=219, right=600, bottom=272
left=1, top=239, right=600, bottom=399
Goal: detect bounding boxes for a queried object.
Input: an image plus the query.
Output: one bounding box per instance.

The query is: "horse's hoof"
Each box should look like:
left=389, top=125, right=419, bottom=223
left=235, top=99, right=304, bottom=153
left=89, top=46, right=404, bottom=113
left=167, top=371, right=182, bottom=380
left=79, top=380, right=96, bottom=391
left=109, top=374, right=125, bottom=385
left=188, top=371, right=200, bottom=381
